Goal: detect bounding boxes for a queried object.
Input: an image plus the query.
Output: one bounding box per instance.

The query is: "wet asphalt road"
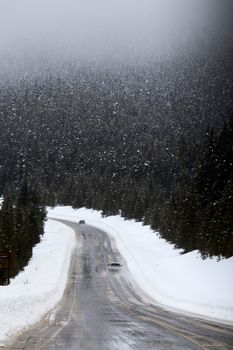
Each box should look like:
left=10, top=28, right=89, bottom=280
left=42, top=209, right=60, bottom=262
left=5, top=220, right=233, bottom=350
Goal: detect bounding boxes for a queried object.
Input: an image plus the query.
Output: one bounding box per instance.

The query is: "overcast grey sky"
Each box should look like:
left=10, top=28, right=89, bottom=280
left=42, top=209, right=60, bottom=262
left=0, top=0, right=225, bottom=68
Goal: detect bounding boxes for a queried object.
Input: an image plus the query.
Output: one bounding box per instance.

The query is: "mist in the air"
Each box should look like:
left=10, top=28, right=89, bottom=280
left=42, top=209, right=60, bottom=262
left=0, top=0, right=231, bottom=73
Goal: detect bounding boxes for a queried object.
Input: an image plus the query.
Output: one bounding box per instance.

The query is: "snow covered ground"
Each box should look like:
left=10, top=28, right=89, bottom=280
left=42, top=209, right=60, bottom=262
left=48, top=206, right=233, bottom=324
left=0, top=206, right=232, bottom=344
left=0, top=219, right=76, bottom=345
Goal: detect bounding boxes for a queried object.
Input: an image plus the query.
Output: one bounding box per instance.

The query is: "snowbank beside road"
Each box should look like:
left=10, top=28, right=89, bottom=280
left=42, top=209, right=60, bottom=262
left=0, top=205, right=232, bottom=345
left=49, top=206, right=233, bottom=324
left=0, top=219, right=76, bottom=345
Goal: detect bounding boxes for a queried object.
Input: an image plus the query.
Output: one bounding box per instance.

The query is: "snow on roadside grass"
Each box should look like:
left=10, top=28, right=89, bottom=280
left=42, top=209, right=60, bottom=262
left=0, top=219, right=76, bottom=345
left=48, top=206, right=233, bottom=324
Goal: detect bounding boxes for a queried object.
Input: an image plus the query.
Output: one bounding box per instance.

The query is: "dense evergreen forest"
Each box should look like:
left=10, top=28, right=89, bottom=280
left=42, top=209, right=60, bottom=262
left=0, top=39, right=232, bottom=260
left=0, top=179, right=46, bottom=284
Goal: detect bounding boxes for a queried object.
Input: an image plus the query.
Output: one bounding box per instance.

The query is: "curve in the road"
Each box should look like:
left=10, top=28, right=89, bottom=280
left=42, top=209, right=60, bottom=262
left=5, top=220, right=233, bottom=350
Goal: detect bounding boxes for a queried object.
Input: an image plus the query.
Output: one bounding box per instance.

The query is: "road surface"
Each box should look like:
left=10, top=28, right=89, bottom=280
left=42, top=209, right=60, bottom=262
left=5, top=220, right=233, bottom=349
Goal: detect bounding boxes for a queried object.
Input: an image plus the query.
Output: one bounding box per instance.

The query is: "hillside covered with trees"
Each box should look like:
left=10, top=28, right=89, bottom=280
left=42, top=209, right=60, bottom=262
left=0, top=37, right=232, bottom=260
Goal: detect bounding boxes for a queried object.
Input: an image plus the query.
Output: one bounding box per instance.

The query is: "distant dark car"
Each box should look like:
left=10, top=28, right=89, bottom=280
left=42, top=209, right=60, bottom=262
left=108, top=262, right=122, bottom=269
left=79, top=220, right=85, bottom=224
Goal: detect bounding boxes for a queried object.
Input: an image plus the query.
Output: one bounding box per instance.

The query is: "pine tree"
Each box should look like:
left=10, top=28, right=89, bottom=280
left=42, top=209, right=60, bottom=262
left=0, top=195, right=15, bottom=251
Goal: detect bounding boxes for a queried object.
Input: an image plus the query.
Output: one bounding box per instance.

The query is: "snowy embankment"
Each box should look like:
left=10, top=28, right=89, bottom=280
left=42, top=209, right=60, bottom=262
left=49, top=206, right=233, bottom=324
left=0, top=206, right=232, bottom=344
left=0, top=219, right=76, bottom=345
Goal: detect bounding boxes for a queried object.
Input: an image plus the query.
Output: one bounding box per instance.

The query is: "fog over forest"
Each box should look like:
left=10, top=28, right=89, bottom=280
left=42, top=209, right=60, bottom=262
left=0, top=0, right=231, bottom=74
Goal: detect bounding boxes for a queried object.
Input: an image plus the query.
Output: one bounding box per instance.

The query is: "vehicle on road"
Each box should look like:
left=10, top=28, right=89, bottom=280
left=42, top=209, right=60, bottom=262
left=108, top=262, right=122, bottom=270
left=79, top=220, right=85, bottom=224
